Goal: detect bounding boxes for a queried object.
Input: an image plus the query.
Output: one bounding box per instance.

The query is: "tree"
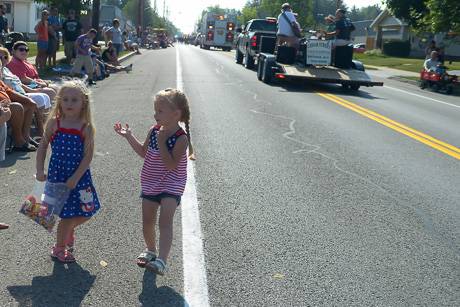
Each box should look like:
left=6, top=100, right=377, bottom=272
left=384, top=0, right=460, bottom=33
left=34, top=0, right=91, bottom=13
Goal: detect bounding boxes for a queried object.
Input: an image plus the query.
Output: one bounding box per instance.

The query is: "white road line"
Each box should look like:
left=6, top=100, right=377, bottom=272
left=384, top=85, right=460, bottom=109
left=177, top=46, right=210, bottom=307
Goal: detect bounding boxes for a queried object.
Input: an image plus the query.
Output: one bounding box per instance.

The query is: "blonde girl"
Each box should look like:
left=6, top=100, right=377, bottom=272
left=114, top=88, right=194, bottom=275
left=36, top=80, right=100, bottom=263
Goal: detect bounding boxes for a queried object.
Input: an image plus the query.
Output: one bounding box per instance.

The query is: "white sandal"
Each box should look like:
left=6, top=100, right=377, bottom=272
left=136, top=250, right=156, bottom=268
left=145, top=258, right=167, bottom=276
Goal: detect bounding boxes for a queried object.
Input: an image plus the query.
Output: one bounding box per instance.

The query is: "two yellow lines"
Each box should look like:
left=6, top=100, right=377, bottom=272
left=317, top=92, right=460, bottom=160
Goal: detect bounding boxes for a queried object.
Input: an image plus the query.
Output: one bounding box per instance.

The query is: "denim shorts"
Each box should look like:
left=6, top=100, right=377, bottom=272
left=37, top=40, right=49, bottom=50
left=141, top=192, right=181, bottom=205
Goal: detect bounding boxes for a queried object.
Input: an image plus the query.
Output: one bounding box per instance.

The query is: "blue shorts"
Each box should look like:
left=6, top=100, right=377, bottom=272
left=37, top=40, right=48, bottom=50
left=141, top=192, right=181, bottom=205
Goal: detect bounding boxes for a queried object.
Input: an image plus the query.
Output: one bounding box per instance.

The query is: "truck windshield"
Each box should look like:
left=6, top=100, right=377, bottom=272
left=249, top=20, right=277, bottom=32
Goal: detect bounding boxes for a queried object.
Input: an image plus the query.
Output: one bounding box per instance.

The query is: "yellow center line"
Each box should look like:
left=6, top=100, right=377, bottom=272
left=317, top=92, right=460, bottom=160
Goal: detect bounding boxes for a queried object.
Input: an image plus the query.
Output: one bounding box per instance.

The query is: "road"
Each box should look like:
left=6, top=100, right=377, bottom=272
left=0, top=45, right=459, bottom=307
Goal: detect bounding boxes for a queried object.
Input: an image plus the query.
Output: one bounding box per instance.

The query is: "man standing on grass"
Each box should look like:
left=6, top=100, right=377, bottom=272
left=70, top=29, right=100, bottom=86
left=62, top=9, right=82, bottom=64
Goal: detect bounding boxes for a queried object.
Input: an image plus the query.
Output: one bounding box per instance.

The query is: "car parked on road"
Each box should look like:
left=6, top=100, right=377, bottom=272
left=235, top=18, right=278, bottom=69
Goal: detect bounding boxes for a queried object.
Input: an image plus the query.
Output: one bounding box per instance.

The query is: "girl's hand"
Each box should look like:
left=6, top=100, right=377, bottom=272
left=114, top=123, right=131, bottom=138
left=66, top=176, right=78, bottom=189
left=36, top=172, right=46, bottom=182
left=157, top=126, right=167, bottom=145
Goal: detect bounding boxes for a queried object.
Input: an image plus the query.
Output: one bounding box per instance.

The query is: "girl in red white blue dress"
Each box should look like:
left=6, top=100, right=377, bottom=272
left=114, top=88, right=194, bottom=275
left=36, top=80, right=99, bottom=263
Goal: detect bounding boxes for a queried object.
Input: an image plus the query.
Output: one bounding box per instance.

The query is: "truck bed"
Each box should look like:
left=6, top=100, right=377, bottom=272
left=280, top=64, right=384, bottom=86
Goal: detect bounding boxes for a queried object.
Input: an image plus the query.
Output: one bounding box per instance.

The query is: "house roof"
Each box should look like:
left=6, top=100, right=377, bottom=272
left=370, top=9, right=408, bottom=29
left=352, top=20, right=376, bottom=37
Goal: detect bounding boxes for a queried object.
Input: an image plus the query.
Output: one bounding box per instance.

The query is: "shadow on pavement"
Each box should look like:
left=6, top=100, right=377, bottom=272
left=7, top=261, right=95, bottom=307
left=138, top=270, right=185, bottom=307
left=0, top=151, right=31, bottom=168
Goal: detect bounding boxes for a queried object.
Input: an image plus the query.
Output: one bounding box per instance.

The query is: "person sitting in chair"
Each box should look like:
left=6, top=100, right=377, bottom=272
left=424, top=51, right=440, bottom=72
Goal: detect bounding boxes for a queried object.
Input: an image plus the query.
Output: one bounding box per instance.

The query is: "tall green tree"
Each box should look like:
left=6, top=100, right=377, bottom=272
left=384, top=0, right=460, bottom=32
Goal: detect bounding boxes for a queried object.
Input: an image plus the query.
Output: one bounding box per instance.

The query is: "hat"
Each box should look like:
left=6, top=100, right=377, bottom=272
left=281, top=3, right=291, bottom=11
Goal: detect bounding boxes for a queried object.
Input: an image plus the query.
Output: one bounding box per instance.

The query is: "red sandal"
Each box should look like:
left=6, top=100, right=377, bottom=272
left=51, top=245, right=76, bottom=263
left=66, top=231, right=76, bottom=253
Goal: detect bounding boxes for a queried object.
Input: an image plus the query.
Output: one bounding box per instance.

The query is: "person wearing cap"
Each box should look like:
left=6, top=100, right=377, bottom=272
left=277, top=3, right=300, bottom=49
left=325, top=9, right=355, bottom=46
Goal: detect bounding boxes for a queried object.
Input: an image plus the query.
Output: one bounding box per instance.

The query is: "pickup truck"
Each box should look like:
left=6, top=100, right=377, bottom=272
left=235, top=18, right=278, bottom=69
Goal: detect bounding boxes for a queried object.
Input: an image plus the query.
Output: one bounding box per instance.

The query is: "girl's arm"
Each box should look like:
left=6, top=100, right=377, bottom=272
left=157, top=133, right=188, bottom=171
left=36, top=118, right=56, bottom=181
left=66, top=125, right=94, bottom=189
left=114, top=123, right=152, bottom=158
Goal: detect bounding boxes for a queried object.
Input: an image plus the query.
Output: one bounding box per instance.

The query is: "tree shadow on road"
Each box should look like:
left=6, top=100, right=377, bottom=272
left=138, top=270, right=185, bottom=307
left=7, top=261, right=95, bottom=307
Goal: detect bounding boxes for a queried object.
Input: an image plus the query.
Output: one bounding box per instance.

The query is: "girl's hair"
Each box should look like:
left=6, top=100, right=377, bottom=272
left=0, top=46, right=11, bottom=62
left=155, top=88, right=194, bottom=158
left=49, top=80, right=95, bottom=137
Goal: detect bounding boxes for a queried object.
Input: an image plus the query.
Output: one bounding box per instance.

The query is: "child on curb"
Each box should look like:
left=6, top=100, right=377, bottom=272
left=36, top=80, right=100, bottom=263
left=114, top=88, right=194, bottom=275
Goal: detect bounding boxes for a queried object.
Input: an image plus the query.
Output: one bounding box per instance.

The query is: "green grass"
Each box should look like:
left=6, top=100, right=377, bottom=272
left=27, top=42, right=38, bottom=58
left=354, top=53, right=460, bottom=73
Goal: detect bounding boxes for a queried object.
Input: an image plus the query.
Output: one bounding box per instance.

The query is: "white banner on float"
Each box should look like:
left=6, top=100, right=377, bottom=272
left=306, top=40, right=332, bottom=65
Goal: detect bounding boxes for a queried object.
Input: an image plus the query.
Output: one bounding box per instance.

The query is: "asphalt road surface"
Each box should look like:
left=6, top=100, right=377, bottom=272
left=1, top=45, right=459, bottom=307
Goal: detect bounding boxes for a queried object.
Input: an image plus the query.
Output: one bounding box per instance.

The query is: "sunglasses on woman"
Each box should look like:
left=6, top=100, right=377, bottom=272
left=17, top=47, right=29, bottom=52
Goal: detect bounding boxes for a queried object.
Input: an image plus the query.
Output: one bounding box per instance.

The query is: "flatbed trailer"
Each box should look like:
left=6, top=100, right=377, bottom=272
left=256, top=39, right=383, bottom=90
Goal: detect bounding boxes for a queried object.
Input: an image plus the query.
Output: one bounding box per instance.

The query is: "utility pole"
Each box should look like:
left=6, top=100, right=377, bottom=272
left=92, top=0, right=101, bottom=43
left=138, top=0, right=144, bottom=36
left=163, top=0, right=166, bottom=19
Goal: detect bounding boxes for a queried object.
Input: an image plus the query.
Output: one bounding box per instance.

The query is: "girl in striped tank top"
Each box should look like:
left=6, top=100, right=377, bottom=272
left=114, top=88, right=194, bottom=275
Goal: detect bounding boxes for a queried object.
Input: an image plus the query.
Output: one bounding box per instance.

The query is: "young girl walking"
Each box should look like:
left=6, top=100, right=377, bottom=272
left=36, top=80, right=100, bottom=263
left=114, top=88, right=194, bottom=275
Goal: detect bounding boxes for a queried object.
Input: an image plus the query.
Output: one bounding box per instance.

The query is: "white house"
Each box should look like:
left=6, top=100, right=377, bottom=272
left=2, top=0, right=45, bottom=35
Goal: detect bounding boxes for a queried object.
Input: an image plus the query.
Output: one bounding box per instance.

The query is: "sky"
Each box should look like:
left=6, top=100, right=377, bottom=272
left=154, top=0, right=383, bottom=33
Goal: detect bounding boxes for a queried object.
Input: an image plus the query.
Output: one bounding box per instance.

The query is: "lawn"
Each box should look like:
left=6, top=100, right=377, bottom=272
left=354, top=53, right=460, bottom=73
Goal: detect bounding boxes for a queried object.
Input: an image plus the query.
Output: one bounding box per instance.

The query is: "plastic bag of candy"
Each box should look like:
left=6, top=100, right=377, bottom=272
left=19, top=179, right=71, bottom=232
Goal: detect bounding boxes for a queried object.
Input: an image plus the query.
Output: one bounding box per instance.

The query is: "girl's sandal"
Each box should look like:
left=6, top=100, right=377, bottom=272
left=145, top=258, right=167, bottom=276
left=51, top=245, right=76, bottom=263
left=66, top=232, right=76, bottom=253
left=136, top=250, right=157, bottom=268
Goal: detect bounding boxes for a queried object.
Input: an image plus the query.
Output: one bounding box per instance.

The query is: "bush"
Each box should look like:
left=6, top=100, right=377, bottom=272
left=383, top=40, right=411, bottom=57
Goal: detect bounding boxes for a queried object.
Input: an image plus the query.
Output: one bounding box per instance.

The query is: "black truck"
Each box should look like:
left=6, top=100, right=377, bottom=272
left=235, top=18, right=278, bottom=69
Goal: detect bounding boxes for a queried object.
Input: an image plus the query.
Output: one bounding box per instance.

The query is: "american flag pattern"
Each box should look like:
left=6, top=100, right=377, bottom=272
left=140, top=125, right=188, bottom=196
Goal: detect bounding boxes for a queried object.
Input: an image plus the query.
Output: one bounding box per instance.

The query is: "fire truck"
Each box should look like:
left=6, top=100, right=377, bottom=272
left=199, top=12, right=236, bottom=51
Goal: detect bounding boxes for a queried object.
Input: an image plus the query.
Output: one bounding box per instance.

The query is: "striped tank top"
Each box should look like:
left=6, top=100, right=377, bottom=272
left=140, top=125, right=188, bottom=196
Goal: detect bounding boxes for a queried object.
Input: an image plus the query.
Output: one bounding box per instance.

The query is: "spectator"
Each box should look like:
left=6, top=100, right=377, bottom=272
left=95, top=43, right=132, bottom=74
left=123, top=31, right=141, bottom=54
left=424, top=50, right=440, bottom=72
left=35, top=10, right=49, bottom=70
left=105, top=19, right=123, bottom=56
left=0, top=4, right=8, bottom=45
left=0, top=97, right=10, bottom=160
left=70, top=29, right=99, bottom=85
left=425, top=40, right=436, bottom=59
left=277, top=3, right=300, bottom=50
left=7, top=41, right=57, bottom=101
left=102, top=23, right=110, bottom=46
left=0, top=63, right=37, bottom=152
left=0, top=47, right=51, bottom=133
left=47, top=7, right=61, bottom=67
left=62, top=9, right=82, bottom=64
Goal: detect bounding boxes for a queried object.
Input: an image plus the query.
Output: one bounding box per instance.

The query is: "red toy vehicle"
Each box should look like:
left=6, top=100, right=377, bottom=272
left=420, top=66, right=458, bottom=94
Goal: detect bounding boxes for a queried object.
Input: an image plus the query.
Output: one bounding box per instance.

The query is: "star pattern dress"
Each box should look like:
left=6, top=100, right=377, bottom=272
left=48, top=119, right=100, bottom=219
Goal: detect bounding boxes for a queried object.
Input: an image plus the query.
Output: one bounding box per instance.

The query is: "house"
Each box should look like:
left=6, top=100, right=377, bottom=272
left=351, top=20, right=376, bottom=47
left=2, top=0, right=45, bottom=35
left=370, top=9, right=460, bottom=58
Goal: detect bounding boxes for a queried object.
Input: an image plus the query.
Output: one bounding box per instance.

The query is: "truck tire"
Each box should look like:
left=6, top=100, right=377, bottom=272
left=262, top=59, right=273, bottom=84
left=350, top=84, right=360, bottom=91
left=235, top=48, right=243, bottom=64
left=244, top=49, right=255, bottom=69
left=257, top=58, right=264, bottom=80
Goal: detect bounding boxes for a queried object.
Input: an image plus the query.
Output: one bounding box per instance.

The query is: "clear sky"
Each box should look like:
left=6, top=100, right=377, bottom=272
left=155, top=0, right=383, bottom=33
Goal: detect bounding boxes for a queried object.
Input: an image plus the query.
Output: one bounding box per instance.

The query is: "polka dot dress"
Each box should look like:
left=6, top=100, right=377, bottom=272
left=48, top=119, right=100, bottom=219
